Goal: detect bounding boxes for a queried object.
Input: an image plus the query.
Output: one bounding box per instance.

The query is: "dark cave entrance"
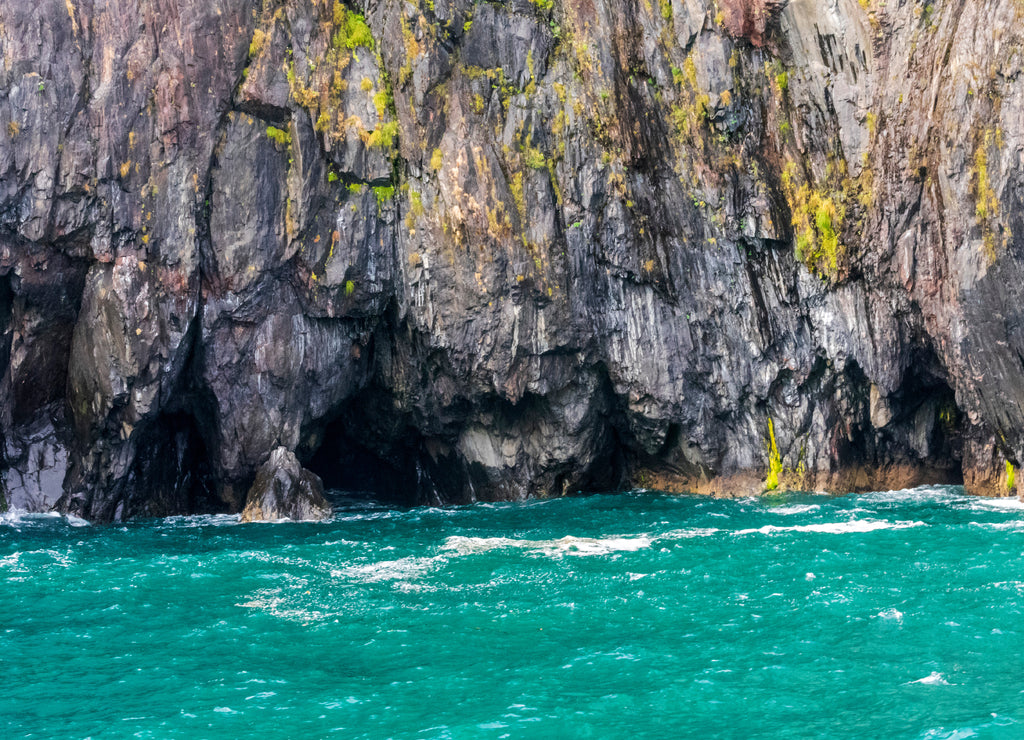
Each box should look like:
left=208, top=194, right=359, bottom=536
left=868, top=348, right=965, bottom=486
left=303, top=389, right=463, bottom=508
left=306, top=423, right=424, bottom=508
left=126, top=411, right=223, bottom=517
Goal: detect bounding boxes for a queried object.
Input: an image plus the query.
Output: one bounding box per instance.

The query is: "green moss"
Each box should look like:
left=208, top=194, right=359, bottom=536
left=659, top=0, right=672, bottom=19
left=510, top=171, right=526, bottom=224
left=1007, top=460, right=1016, bottom=492
left=682, top=57, right=699, bottom=89
left=972, top=129, right=1002, bottom=260
left=344, top=279, right=356, bottom=296
left=347, top=182, right=363, bottom=195
left=373, top=89, right=391, bottom=118
left=266, top=125, right=292, bottom=148
left=815, top=201, right=839, bottom=267
left=522, top=146, right=546, bottom=170
left=366, top=120, right=399, bottom=150
left=332, top=6, right=374, bottom=50
left=781, top=161, right=845, bottom=280
left=974, top=139, right=997, bottom=220
left=765, top=417, right=783, bottom=492
left=430, top=148, right=443, bottom=171
left=373, top=185, right=395, bottom=204
left=668, top=95, right=710, bottom=145
left=248, top=28, right=267, bottom=59
left=409, top=189, right=424, bottom=217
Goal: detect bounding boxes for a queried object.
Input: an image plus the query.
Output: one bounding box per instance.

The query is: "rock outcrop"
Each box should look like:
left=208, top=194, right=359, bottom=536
left=2, top=0, right=1024, bottom=520
left=240, top=447, right=331, bottom=522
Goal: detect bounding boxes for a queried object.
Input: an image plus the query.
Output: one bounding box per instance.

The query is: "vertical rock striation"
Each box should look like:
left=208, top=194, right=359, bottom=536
left=1, top=0, right=1024, bottom=519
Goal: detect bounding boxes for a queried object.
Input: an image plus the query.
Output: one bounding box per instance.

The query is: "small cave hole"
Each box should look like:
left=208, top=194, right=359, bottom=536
left=303, top=395, right=434, bottom=509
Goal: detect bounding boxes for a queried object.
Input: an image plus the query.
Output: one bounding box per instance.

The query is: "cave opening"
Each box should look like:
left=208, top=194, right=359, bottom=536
left=125, top=411, right=223, bottom=518
left=879, top=347, right=965, bottom=486
left=303, top=389, right=446, bottom=509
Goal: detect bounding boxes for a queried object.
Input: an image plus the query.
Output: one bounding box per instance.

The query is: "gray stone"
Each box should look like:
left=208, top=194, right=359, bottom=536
left=240, top=447, right=331, bottom=522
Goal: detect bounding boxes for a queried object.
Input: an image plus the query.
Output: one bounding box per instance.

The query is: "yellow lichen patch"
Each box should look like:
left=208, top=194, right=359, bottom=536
left=64, top=0, right=79, bottom=36
left=409, top=189, right=425, bottom=217
left=972, top=128, right=1003, bottom=261
left=510, top=171, right=526, bottom=226
left=248, top=28, right=267, bottom=59
left=399, top=16, right=421, bottom=86
left=363, top=120, right=398, bottom=150
left=668, top=54, right=710, bottom=152
left=974, top=134, right=998, bottom=221
left=765, top=417, right=783, bottom=491
left=266, top=125, right=292, bottom=148
left=781, top=162, right=846, bottom=281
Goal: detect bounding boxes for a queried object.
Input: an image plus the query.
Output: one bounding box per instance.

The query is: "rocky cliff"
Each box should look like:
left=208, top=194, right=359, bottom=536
left=2, top=0, right=1024, bottom=520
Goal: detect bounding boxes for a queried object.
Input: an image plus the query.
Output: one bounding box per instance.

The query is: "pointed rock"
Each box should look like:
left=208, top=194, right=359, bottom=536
left=240, top=447, right=331, bottom=522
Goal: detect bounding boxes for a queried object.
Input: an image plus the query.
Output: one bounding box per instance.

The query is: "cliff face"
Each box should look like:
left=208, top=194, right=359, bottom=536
left=2, top=0, right=1024, bottom=519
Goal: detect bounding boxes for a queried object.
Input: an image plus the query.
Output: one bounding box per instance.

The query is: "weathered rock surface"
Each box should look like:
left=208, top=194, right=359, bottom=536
left=240, top=446, right=331, bottom=522
left=3, top=0, right=1024, bottom=520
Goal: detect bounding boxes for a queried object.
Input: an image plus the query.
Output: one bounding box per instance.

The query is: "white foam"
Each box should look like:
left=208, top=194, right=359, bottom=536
left=910, top=671, right=951, bottom=686
left=441, top=534, right=652, bottom=557
left=331, top=556, right=441, bottom=583
left=877, top=608, right=904, bottom=623
left=972, top=497, right=1024, bottom=511
left=0, top=548, right=74, bottom=569
left=235, top=591, right=332, bottom=624
left=159, top=513, right=241, bottom=527
left=657, top=527, right=720, bottom=540
left=736, top=520, right=925, bottom=535
left=767, top=504, right=821, bottom=515
left=0, top=508, right=89, bottom=527
left=856, top=486, right=963, bottom=504
left=970, top=521, right=1024, bottom=531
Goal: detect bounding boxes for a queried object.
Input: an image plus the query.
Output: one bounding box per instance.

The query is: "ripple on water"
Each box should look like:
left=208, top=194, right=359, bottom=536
left=3, top=484, right=1024, bottom=740
left=734, top=519, right=926, bottom=535
left=441, top=534, right=652, bottom=557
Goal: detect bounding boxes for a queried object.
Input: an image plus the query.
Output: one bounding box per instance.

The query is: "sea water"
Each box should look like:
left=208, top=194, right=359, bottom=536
left=3, top=486, right=1024, bottom=738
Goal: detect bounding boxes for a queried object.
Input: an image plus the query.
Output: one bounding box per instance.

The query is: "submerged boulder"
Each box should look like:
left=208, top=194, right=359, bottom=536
left=240, top=447, right=331, bottom=523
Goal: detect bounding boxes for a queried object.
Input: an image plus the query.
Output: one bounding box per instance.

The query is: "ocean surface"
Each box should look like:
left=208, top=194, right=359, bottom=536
left=4, top=486, right=1024, bottom=739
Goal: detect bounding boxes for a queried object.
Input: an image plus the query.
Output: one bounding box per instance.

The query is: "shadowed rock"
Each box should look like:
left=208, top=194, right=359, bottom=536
left=240, top=448, right=331, bottom=523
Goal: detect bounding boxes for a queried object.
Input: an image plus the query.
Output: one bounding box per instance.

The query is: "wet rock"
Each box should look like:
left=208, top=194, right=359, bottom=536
left=5, top=0, right=1024, bottom=519
left=239, top=447, right=331, bottom=522
left=1, top=412, right=69, bottom=512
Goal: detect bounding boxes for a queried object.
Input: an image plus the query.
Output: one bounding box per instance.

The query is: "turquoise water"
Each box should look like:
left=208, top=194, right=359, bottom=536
left=4, top=486, right=1024, bottom=739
